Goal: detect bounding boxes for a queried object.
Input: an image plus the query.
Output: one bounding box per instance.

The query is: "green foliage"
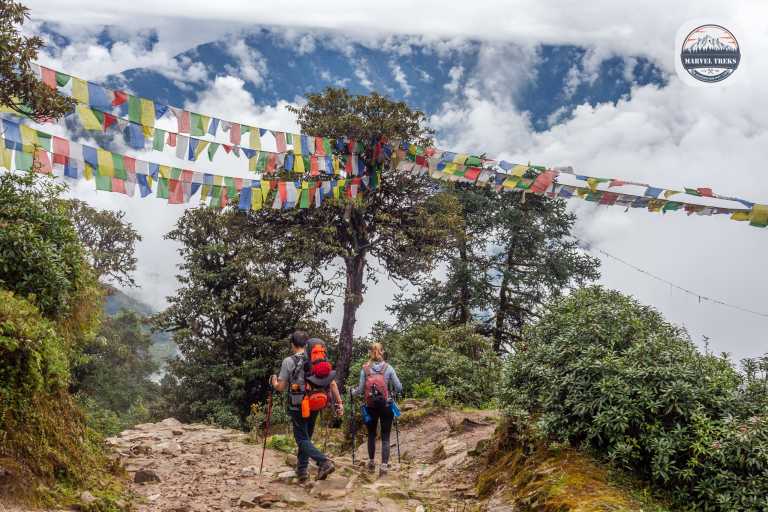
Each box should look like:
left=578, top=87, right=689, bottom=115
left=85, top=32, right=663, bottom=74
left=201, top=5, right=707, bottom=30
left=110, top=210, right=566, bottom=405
left=155, top=207, right=333, bottom=429
left=502, top=286, right=768, bottom=511
left=350, top=322, right=500, bottom=407
left=411, top=379, right=448, bottom=405
left=247, top=393, right=291, bottom=433
left=0, top=171, right=91, bottom=319
left=266, top=434, right=297, bottom=453
left=0, top=0, right=75, bottom=121
left=71, top=310, right=159, bottom=434
left=391, top=185, right=600, bottom=353
left=65, top=200, right=142, bottom=288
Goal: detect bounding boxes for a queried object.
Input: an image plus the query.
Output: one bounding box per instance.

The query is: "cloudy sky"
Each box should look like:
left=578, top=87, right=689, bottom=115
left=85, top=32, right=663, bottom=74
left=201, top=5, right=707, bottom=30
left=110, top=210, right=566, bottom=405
left=19, top=0, right=768, bottom=362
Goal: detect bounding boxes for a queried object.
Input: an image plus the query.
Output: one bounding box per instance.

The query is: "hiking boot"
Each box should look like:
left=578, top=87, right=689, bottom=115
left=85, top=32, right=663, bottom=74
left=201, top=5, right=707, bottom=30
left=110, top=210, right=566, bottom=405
left=317, top=460, right=335, bottom=480
left=296, top=471, right=309, bottom=483
left=379, top=463, right=388, bottom=476
left=366, top=460, right=376, bottom=473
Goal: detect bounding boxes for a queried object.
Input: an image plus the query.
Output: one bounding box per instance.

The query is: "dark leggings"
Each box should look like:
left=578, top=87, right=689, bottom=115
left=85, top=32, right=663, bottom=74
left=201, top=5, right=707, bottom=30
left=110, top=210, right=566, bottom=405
left=366, top=403, right=394, bottom=464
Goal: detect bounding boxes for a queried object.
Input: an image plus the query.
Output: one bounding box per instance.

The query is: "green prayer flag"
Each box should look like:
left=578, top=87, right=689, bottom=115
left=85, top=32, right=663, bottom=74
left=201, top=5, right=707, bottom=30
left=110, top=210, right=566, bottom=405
left=95, top=174, right=112, bottom=191
left=157, top=177, right=169, bottom=199
left=190, top=113, right=205, bottom=136
left=208, top=142, right=219, bottom=161
left=466, top=156, right=482, bottom=167
left=299, top=182, right=309, bottom=208
left=171, top=167, right=183, bottom=180
left=662, top=201, right=683, bottom=212
left=684, top=188, right=701, bottom=196
left=209, top=185, right=222, bottom=208
left=36, top=131, right=52, bottom=152
left=255, top=152, right=268, bottom=172
left=224, top=176, right=237, bottom=199
left=153, top=129, right=166, bottom=151
left=55, top=71, right=70, bottom=87
left=112, top=154, right=127, bottom=180
left=322, top=138, right=332, bottom=155
left=128, top=96, right=141, bottom=123
left=15, top=150, right=33, bottom=171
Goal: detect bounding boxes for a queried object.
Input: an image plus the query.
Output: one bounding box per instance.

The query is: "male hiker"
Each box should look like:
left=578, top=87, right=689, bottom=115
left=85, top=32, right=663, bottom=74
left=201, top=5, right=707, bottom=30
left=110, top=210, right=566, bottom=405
left=270, top=331, right=343, bottom=482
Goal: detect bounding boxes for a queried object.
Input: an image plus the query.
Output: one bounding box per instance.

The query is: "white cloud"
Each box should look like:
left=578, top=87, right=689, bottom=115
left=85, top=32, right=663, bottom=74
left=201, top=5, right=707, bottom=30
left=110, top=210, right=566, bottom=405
left=444, top=65, right=463, bottom=93
left=354, top=60, right=373, bottom=90
left=389, top=61, right=412, bottom=96
left=224, top=39, right=267, bottom=87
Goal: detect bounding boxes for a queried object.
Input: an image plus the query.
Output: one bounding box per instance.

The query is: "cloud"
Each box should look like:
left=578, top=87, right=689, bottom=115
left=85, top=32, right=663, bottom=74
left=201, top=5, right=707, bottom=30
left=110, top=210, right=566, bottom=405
left=444, top=65, right=463, bottom=94
left=224, top=39, right=267, bottom=87
left=354, top=60, right=373, bottom=90
left=389, top=61, right=412, bottom=96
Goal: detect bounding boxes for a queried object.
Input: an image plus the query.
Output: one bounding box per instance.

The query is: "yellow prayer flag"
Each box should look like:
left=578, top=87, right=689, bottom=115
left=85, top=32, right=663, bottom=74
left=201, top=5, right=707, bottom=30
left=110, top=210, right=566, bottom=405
left=249, top=155, right=257, bottom=172
left=502, top=177, right=518, bottom=189
left=453, top=153, right=468, bottom=165
left=663, top=190, right=681, bottom=199
left=140, top=98, right=156, bottom=127
left=84, top=165, right=93, bottom=181
left=200, top=184, right=210, bottom=199
left=731, top=211, right=750, bottom=222
left=0, top=140, right=10, bottom=169
left=143, top=126, right=154, bottom=138
left=576, top=188, right=589, bottom=198
left=77, top=105, right=103, bottom=130
left=72, top=78, right=89, bottom=104
left=749, top=204, right=768, bottom=227
left=294, top=154, right=305, bottom=173
left=647, top=200, right=664, bottom=212
left=586, top=178, right=601, bottom=192
left=213, top=175, right=223, bottom=186
left=249, top=128, right=261, bottom=150
left=252, top=185, right=263, bottom=210
left=96, top=149, right=114, bottom=177
left=194, top=141, right=209, bottom=160
left=510, top=164, right=528, bottom=177
left=293, top=133, right=303, bottom=155
left=261, top=181, right=271, bottom=202
left=158, top=165, right=171, bottom=179
left=20, top=124, right=38, bottom=153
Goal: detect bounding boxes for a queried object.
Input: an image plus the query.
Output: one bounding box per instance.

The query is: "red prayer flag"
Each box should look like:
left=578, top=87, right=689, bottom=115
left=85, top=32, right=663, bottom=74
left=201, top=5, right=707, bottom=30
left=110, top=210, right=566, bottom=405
left=112, top=90, right=128, bottom=106
left=222, top=144, right=232, bottom=153
left=35, top=149, right=52, bottom=174
left=52, top=136, right=69, bottom=165
left=124, top=156, right=136, bottom=172
left=609, top=179, right=626, bottom=187
left=220, top=186, right=228, bottom=207
left=103, top=113, right=118, bottom=130
left=168, top=179, right=184, bottom=204
left=275, top=132, right=287, bottom=153
left=310, top=155, right=319, bottom=176
left=697, top=187, right=714, bottom=197
left=235, top=177, right=243, bottom=191
left=179, top=111, right=191, bottom=134
left=167, top=132, right=177, bottom=147
left=599, top=192, right=619, bottom=205
left=111, top=178, right=127, bottom=195
left=41, top=67, right=56, bottom=89
left=266, top=154, right=276, bottom=173
left=181, top=169, right=194, bottom=183
left=230, top=123, right=241, bottom=145
left=530, top=171, right=556, bottom=194
left=314, top=137, right=325, bottom=156
left=464, top=167, right=481, bottom=182
left=278, top=181, right=287, bottom=203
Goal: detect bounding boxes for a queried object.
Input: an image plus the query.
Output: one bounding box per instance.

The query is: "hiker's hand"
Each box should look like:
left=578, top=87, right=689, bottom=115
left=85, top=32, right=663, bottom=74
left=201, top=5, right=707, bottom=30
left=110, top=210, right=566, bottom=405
left=335, top=402, right=344, bottom=417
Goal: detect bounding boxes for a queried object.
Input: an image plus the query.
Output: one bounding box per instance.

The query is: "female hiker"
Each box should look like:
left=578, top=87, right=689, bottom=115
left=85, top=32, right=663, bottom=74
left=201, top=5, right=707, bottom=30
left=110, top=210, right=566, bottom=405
left=353, top=342, right=402, bottom=476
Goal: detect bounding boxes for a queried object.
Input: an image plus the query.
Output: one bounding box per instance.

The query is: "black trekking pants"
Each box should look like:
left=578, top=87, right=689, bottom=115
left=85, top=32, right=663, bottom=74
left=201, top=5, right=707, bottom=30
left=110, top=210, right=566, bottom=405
left=365, top=403, right=394, bottom=464
left=290, top=409, right=327, bottom=474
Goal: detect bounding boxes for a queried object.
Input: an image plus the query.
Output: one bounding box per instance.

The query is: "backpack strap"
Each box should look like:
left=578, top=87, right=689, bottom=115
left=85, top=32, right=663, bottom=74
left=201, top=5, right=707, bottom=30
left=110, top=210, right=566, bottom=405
left=290, top=353, right=305, bottom=384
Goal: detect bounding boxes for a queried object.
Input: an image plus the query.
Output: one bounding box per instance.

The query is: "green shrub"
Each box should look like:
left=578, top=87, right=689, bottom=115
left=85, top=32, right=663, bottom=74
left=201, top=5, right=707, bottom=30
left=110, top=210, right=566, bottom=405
left=266, top=434, right=297, bottom=453
left=348, top=323, right=500, bottom=407
left=412, top=379, right=448, bottom=405
left=501, top=286, right=768, bottom=511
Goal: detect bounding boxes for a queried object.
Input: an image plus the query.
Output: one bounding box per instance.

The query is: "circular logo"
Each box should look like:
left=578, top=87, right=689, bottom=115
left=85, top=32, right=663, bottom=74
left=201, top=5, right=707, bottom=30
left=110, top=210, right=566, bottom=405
left=680, top=24, right=740, bottom=83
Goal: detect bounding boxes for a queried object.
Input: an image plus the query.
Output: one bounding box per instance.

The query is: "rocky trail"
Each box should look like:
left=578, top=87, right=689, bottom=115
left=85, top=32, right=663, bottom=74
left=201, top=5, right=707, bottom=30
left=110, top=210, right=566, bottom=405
left=106, top=402, right=499, bottom=512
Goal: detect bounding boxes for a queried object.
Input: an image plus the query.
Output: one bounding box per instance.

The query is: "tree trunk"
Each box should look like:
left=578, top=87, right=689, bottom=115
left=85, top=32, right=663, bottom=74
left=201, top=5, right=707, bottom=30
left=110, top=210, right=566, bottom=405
left=457, top=236, right=471, bottom=325
left=336, top=251, right=366, bottom=392
left=493, top=230, right=518, bottom=354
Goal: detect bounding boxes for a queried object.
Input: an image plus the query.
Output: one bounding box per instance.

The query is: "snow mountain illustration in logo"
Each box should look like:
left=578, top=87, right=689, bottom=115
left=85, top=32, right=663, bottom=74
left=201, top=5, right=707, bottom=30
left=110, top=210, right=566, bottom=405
left=680, top=25, right=740, bottom=83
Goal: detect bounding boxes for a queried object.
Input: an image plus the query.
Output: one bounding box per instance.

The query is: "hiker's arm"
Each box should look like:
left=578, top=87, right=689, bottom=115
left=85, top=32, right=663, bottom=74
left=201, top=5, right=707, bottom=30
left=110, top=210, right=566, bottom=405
left=330, top=381, right=344, bottom=415
left=389, top=367, right=403, bottom=396
left=270, top=374, right=288, bottom=392
left=352, top=368, right=366, bottom=396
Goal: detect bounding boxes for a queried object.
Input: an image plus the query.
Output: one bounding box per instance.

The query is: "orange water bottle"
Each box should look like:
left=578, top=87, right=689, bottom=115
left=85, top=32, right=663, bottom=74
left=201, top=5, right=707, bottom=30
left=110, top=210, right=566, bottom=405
left=301, top=395, right=310, bottom=418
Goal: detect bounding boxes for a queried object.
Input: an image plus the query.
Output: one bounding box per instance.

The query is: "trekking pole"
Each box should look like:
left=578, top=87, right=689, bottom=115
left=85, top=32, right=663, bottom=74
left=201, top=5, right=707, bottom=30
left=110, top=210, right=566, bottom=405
left=322, top=408, right=329, bottom=452
left=394, top=393, right=401, bottom=464
left=258, top=389, right=274, bottom=483
left=349, top=389, right=356, bottom=466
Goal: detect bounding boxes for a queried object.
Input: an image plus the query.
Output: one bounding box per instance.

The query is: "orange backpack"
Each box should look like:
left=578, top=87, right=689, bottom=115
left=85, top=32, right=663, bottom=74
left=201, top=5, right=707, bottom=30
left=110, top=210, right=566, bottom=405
left=303, top=339, right=336, bottom=413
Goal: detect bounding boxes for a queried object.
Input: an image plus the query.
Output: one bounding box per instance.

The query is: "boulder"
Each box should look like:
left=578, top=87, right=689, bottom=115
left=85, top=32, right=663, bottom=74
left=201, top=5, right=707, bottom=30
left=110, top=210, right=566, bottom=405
left=134, top=468, right=161, bottom=484
left=239, top=466, right=258, bottom=477
left=284, top=454, right=298, bottom=467
left=79, top=491, right=97, bottom=505
left=159, top=418, right=183, bottom=427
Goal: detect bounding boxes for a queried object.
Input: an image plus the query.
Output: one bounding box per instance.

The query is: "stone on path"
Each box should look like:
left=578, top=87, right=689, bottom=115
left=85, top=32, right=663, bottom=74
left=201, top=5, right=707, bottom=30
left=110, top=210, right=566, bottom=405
left=134, top=468, right=161, bottom=484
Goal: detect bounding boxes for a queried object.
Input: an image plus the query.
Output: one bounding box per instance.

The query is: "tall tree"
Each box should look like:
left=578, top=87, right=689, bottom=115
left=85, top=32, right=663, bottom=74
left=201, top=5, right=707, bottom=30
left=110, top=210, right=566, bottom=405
left=0, top=0, right=75, bottom=121
left=391, top=184, right=600, bottom=353
left=65, top=199, right=142, bottom=288
left=155, top=207, right=334, bottom=427
left=244, top=89, right=460, bottom=388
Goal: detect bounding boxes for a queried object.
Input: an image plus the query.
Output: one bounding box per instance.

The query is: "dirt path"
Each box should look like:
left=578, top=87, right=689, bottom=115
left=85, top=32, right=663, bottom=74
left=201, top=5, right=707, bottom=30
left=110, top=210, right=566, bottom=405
left=109, top=403, right=498, bottom=512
